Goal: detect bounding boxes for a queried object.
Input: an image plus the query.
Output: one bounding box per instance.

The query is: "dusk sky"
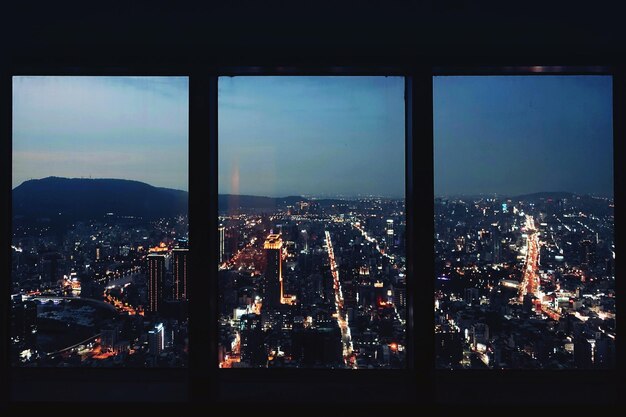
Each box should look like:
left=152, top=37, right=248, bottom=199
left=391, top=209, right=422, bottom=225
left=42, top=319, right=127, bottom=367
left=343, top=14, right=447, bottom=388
left=12, top=76, right=189, bottom=190
left=218, top=76, right=405, bottom=198
left=434, top=75, right=614, bottom=197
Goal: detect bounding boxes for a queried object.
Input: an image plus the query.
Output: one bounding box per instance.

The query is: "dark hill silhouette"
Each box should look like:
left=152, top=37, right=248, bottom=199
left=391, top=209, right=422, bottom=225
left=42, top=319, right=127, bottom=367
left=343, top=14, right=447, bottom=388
left=13, top=177, right=188, bottom=221
left=511, top=191, right=576, bottom=201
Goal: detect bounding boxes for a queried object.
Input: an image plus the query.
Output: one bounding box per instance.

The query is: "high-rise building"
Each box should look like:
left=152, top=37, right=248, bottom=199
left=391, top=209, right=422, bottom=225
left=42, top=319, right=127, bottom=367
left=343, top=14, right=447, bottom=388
left=491, top=225, right=501, bottom=263
left=574, top=337, right=593, bottom=369
left=219, top=226, right=225, bottom=263
left=263, top=234, right=283, bottom=308
left=148, top=322, right=165, bottom=356
left=41, top=252, right=62, bottom=284
left=239, top=313, right=264, bottom=366
left=386, top=219, right=394, bottom=236
left=172, top=248, right=189, bottom=301
left=580, top=239, right=596, bottom=267
left=148, top=253, right=166, bottom=313
left=300, top=229, right=308, bottom=252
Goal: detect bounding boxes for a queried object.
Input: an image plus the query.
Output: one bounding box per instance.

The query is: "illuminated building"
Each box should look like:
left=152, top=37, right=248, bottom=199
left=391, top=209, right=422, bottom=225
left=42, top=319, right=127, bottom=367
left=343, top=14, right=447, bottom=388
left=219, top=226, right=225, bottom=262
left=148, top=322, right=165, bottom=356
left=148, top=253, right=166, bottom=313
left=386, top=219, right=394, bottom=236
left=392, top=282, right=406, bottom=308
left=300, top=229, right=308, bottom=252
left=263, top=234, right=283, bottom=308
left=172, top=248, right=189, bottom=301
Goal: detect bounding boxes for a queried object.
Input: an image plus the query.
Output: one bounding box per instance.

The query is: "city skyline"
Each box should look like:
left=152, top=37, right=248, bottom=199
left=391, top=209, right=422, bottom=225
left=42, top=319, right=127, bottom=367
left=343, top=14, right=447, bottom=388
left=219, top=76, right=406, bottom=198
left=11, top=76, right=190, bottom=369
left=434, top=76, right=614, bottom=197
left=12, top=76, right=189, bottom=191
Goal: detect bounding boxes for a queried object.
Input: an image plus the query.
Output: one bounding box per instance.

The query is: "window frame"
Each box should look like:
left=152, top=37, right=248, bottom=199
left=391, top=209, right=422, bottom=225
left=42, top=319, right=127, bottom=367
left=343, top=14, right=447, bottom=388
left=431, top=65, right=623, bottom=405
left=1, top=62, right=623, bottom=408
left=3, top=68, right=192, bottom=404
left=210, top=67, right=421, bottom=406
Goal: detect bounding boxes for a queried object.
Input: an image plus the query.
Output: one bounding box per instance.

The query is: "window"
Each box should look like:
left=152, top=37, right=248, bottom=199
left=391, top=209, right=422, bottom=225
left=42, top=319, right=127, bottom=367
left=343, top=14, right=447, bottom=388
left=217, top=76, right=407, bottom=369
left=11, top=76, right=189, bottom=368
left=433, top=75, right=615, bottom=369
left=3, top=68, right=620, bottom=407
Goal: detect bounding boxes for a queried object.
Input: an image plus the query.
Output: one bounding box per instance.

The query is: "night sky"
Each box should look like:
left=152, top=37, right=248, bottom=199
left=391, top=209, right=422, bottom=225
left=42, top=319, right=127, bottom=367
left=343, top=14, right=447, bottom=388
left=218, top=76, right=405, bottom=198
left=434, top=75, right=614, bottom=197
left=12, top=76, right=189, bottom=190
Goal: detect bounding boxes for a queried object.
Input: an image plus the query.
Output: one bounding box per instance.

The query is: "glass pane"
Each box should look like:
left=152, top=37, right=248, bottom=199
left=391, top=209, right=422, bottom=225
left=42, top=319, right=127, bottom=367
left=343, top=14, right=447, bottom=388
left=218, top=76, right=406, bottom=369
left=434, top=75, right=615, bottom=369
left=11, top=76, right=189, bottom=367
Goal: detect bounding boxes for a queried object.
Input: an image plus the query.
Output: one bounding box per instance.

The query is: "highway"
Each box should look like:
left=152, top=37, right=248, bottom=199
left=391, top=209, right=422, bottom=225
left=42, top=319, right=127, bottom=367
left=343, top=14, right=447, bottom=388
left=517, top=215, right=561, bottom=321
left=219, top=237, right=257, bottom=270
left=325, top=230, right=357, bottom=368
left=351, top=221, right=395, bottom=260
left=518, top=215, right=540, bottom=302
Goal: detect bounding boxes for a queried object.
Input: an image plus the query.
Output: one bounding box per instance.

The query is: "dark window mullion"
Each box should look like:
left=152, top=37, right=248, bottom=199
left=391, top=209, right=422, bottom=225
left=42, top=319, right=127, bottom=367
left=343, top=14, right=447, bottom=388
left=613, top=67, right=625, bottom=379
left=1, top=70, right=12, bottom=407
left=409, top=69, right=436, bottom=386
left=188, top=74, right=216, bottom=402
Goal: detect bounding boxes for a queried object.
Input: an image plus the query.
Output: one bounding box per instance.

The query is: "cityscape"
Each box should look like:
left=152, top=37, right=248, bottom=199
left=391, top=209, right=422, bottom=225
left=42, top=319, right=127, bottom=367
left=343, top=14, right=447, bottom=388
left=11, top=76, right=189, bottom=367
left=218, top=196, right=406, bottom=368
left=217, top=76, right=406, bottom=368
left=10, top=75, right=616, bottom=371
left=434, top=76, right=615, bottom=369
left=11, top=188, right=190, bottom=367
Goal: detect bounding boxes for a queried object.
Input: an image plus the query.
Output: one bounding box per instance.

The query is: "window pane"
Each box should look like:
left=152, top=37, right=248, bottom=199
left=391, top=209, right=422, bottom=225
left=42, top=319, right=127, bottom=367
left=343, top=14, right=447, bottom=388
left=218, top=76, right=406, bottom=369
left=434, top=75, right=615, bottom=369
left=11, top=76, right=189, bottom=368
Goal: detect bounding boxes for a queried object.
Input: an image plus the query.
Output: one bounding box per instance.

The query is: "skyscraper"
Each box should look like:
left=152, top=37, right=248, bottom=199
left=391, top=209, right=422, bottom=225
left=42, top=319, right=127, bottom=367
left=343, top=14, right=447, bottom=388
left=172, top=248, right=189, bottom=301
left=263, top=234, right=283, bottom=308
left=148, top=253, right=165, bottom=313
left=239, top=313, right=264, bottom=366
left=148, top=322, right=165, bottom=356
left=219, top=226, right=225, bottom=263
left=386, top=219, right=394, bottom=236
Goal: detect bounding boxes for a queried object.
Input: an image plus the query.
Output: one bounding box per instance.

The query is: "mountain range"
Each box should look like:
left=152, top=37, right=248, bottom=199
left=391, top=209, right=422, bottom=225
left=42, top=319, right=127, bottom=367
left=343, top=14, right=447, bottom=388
left=13, top=177, right=188, bottom=221
left=12, top=177, right=313, bottom=221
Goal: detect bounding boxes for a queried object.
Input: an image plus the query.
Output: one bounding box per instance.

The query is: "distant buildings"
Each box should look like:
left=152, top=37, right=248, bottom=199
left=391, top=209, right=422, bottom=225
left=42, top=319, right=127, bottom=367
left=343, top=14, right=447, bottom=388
left=172, top=248, right=189, bottom=301
left=434, top=195, right=615, bottom=369
left=148, top=253, right=166, bottom=313
left=263, top=234, right=283, bottom=308
left=218, top=198, right=407, bottom=369
left=219, top=226, right=225, bottom=263
left=148, top=323, right=165, bottom=356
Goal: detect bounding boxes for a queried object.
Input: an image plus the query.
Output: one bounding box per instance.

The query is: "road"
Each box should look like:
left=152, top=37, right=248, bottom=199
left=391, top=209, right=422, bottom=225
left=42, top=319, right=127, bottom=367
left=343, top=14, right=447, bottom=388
left=219, top=237, right=257, bottom=270
left=106, top=270, right=141, bottom=289
left=517, top=215, right=561, bottom=320
left=325, top=230, right=357, bottom=368
left=518, top=215, right=540, bottom=302
left=351, top=221, right=395, bottom=260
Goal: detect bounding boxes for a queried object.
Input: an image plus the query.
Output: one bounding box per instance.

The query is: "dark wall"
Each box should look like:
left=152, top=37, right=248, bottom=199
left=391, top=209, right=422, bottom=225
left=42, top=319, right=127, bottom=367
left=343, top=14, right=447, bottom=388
left=2, top=0, right=624, bottom=68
